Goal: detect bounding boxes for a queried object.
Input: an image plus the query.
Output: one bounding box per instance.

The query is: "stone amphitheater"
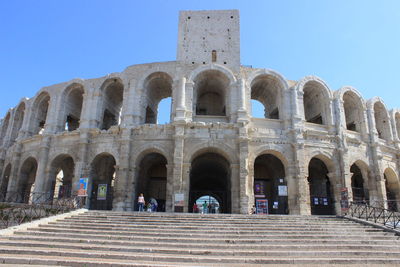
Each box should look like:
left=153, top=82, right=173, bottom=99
left=0, top=9, right=399, bottom=216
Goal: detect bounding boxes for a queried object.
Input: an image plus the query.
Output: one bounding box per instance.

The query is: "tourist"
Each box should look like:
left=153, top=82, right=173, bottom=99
left=202, top=201, right=208, bottom=214
left=137, top=193, right=145, bottom=212
left=193, top=203, right=198, bottom=213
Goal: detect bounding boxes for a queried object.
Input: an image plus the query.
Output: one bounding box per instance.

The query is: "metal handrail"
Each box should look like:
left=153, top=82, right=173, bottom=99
left=346, top=201, right=400, bottom=229
left=0, top=192, right=84, bottom=229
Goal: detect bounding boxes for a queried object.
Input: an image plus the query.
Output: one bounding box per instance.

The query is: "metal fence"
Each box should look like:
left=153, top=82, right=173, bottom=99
left=0, top=192, right=84, bottom=229
left=347, top=201, right=400, bottom=229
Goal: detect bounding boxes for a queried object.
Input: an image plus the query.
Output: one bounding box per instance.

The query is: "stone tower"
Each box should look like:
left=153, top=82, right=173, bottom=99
left=177, top=10, right=240, bottom=72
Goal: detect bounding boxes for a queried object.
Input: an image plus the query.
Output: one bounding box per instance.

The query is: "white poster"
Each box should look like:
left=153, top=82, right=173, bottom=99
left=278, top=185, right=288, bottom=196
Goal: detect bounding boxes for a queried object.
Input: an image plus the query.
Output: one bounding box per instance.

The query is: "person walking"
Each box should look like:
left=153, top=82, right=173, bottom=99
left=138, top=193, right=145, bottom=212
left=202, top=201, right=208, bottom=214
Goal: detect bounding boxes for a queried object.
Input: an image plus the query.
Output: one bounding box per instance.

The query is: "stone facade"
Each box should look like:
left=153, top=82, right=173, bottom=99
left=0, top=10, right=399, bottom=215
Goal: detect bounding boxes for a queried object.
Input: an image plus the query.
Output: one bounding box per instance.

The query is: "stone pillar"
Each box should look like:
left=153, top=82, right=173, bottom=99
left=238, top=126, right=250, bottom=214
left=175, top=77, right=187, bottom=122
left=185, top=81, right=194, bottom=122
left=113, top=128, right=132, bottom=211
left=181, top=162, right=191, bottom=213
left=294, top=144, right=311, bottom=215
left=121, top=79, right=138, bottom=127
left=286, top=162, right=299, bottom=214
left=237, top=79, right=248, bottom=123
left=230, top=163, right=240, bottom=213
left=327, top=172, right=342, bottom=215
left=32, top=136, right=51, bottom=202
left=171, top=125, right=185, bottom=212
left=125, top=166, right=136, bottom=211
left=166, top=163, right=174, bottom=212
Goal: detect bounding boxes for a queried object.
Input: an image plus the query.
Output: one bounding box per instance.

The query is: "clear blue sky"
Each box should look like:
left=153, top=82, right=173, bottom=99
left=1, top=0, right=400, bottom=123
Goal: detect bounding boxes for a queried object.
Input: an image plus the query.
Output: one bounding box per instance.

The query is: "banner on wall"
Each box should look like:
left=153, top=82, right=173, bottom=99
left=256, top=199, right=268, bottom=214
left=254, top=180, right=266, bottom=198
left=77, top=178, right=88, bottom=197
left=97, top=184, right=108, bottom=200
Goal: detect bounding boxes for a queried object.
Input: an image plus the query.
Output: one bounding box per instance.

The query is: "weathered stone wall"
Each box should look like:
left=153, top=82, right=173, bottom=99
left=0, top=10, right=399, bottom=215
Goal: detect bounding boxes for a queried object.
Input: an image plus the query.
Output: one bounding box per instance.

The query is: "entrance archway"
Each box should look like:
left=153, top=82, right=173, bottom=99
left=17, top=157, right=38, bottom=203
left=253, top=154, right=288, bottom=214
left=384, top=168, right=400, bottom=212
left=350, top=163, right=369, bottom=203
left=194, top=195, right=220, bottom=214
left=189, top=153, right=231, bottom=213
left=135, top=153, right=167, bottom=212
left=48, top=155, right=75, bottom=201
left=308, top=158, right=335, bottom=215
left=0, top=164, right=11, bottom=202
left=89, top=153, right=116, bottom=210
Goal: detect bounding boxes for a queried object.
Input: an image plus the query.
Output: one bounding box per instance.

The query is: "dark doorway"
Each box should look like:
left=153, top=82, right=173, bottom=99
left=189, top=153, right=231, bottom=213
left=0, top=164, right=11, bottom=202
left=350, top=163, right=369, bottom=203
left=135, top=153, right=167, bottom=212
left=89, top=154, right=115, bottom=210
left=253, top=154, right=288, bottom=214
left=308, top=158, right=335, bottom=215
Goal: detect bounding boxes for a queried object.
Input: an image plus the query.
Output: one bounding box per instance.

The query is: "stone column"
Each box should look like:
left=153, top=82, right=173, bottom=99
left=286, top=162, right=299, bottom=214
left=113, top=128, right=132, bottom=211
left=32, top=136, right=51, bottom=202
left=121, top=78, right=138, bottom=127
left=175, top=78, right=187, bottom=122
left=185, top=81, right=194, bottom=122
left=238, top=126, right=250, bottom=214
left=237, top=79, right=248, bottom=123
left=230, top=163, right=240, bottom=213
left=171, top=125, right=185, bottom=212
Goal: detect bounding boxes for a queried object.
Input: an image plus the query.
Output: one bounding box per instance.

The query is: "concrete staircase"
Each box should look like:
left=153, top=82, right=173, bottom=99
left=0, top=210, right=399, bottom=266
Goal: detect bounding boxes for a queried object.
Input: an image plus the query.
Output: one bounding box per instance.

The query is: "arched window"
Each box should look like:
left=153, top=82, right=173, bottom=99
left=303, top=81, right=329, bottom=125
left=31, top=92, right=50, bottom=135
left=250, top=74, right=282, bottom=119
left=10, top=103, right=25, bottom=142
left=0, top=112, right=11, bottom=145
left=143, top=72, right=172, bottom=124
left=63, top=84, right=84, bottom=132
left=100, top=79, right=123, bottom=130
left=194, top=70, right=229, bottom=116
left=342, top=91, right=364, bottom=133
left=373, top=101, right=390, bottom=141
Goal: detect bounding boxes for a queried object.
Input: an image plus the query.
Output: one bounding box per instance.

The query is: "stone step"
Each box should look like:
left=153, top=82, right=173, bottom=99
left=50, top=221, right=368, bottom=231
left=42, top=223, right=382, bottom=234
left=0, top=239, right=399, bottom=256
left=30, top=226, right=389, bottom=238
left=14, top=230, right=400, bottom=242
left=0, top=246, right=400, bottom=264
left=9, top=234, right=399, bottom=247
left=1, top=253, right=400, bottom=267
left=59, top=218, right=368, bottom=227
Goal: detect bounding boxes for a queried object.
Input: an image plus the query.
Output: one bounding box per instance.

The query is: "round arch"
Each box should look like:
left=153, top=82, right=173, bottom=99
left=134, top=152, right=168, bottom=212
left=98, top=78, right=124, bottom=130
left=296, top=76, right=332, bottom=125
left=384, top=167, right=400, bottom=212
left=0, top=163, right=11, bottom=201
left=335, top=86, right=367, bottom=134
left=60, top=82, right=85, bottom=132
left=47, top=154, right=76, bottom=200
left=189, top=151, right=232, bottom=213
left=30, top=91, right=51, bottom=135
left=17, top=157, right=38, bottom=203
left=307, top=156, right=336, bottom=215
left=368, top=97, right=392, bottom=141
left=88, top=152, right=117, bottom=210
left=253, top=152, right=288, bottom=214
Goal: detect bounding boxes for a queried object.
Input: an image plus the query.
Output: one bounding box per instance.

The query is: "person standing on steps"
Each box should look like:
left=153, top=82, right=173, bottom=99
left=138, top=193, right=145, bottom=212
left=202, top=201, right=208, bottom=214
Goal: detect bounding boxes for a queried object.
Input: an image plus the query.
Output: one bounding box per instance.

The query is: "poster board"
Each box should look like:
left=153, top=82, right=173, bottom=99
left=256, top=199, right=268, bottom=214
left=77, top=178, right=88, bottom=197
left=174, top=193, right=184, bottom=212
left=278, top=185, right=288, bottom=196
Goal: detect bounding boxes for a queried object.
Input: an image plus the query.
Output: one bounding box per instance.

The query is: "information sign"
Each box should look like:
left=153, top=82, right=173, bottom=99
left=97, top=184, right=107, bottom=200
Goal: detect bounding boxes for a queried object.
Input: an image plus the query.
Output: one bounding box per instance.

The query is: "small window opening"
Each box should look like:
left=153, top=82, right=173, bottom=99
left=269, top=108, right=279, bottom=120
left=101, top=109, right=117, bottom=130
left=38, top=121, right=45, bottom=135
left=347, top=122, right=356, bottom=131
left=145, top=106, right=156, bottom=124
left=65, top=115, right=80, bottom=131
left=307, top=114, right=323, bottom=124
left=212, top=50, right=217, bottom=62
